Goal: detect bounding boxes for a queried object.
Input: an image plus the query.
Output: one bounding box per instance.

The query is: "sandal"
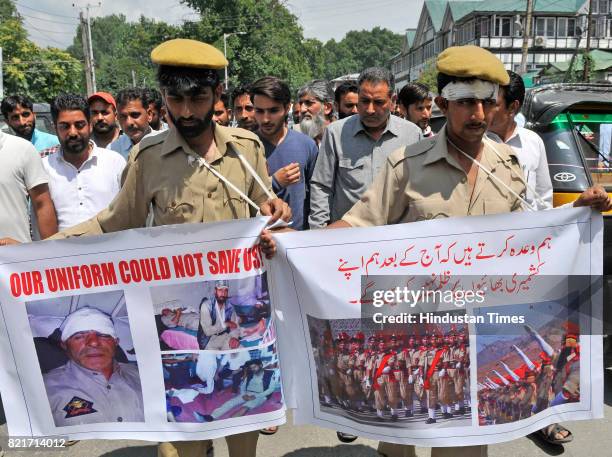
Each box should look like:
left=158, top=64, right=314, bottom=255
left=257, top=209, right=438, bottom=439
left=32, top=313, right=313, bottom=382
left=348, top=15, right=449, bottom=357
left=260, top=426, right=278, bottom=435
left=536, top=424, right=573, bottom=445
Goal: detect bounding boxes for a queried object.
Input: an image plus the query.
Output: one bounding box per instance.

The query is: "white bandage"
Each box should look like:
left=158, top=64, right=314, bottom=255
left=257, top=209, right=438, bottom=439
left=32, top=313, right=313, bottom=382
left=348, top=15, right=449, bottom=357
left=441, top=80, right=499, bottom=101
left=60, top=307, right=117, bottom=342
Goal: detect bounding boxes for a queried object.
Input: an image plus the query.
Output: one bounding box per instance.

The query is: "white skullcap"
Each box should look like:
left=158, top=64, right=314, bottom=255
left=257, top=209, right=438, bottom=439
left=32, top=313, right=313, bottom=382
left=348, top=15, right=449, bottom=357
left=60, top=307, right=117, bottom=342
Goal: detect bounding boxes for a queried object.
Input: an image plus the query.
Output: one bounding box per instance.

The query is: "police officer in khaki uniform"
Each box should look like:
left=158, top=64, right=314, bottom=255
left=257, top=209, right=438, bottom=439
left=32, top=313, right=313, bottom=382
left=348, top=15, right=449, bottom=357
left=49, top=39, right=291, bottom=457
left=321, top=45, right=528, bottom=457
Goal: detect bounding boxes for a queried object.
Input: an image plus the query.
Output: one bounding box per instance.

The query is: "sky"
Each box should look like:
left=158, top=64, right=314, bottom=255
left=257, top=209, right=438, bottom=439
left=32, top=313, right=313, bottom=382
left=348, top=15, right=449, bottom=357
left=16, top=0, right=423, bottom=50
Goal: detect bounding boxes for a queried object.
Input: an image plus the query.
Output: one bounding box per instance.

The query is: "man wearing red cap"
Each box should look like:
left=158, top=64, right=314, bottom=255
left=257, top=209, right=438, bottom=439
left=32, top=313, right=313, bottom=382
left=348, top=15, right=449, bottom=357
left=88, top=92, right=120, bottom=148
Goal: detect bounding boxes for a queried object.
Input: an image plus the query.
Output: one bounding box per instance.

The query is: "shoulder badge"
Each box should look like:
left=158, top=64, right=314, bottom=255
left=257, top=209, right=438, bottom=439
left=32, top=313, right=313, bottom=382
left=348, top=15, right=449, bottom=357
left=63, top=396, right=97, bottom=419
left=133, top=130, right=168, bottom=160
left=388, top=136, right=437, bottom=167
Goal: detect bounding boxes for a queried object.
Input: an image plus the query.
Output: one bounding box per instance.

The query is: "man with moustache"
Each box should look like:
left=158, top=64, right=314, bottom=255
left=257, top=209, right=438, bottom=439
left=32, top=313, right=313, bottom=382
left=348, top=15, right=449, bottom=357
left=143, top=88, right=167, bottom=131
left=319, top=45, right=610, bottom=457
left=1, top=95, right=58, bottom=151
left=88, top=92, right=120, bottom=148
left=38, top=94, right=125, bottom=232
left=309, top=67, right=421, bottom=228
left=213, top=92, right=232, bottom=127
left=251, top=76, right=318, bottom=230
left=232, top=85, right=258, bottom=131
left=43, top=307, right=144, bottom=426
left=43, top=39, right=290, bottom=457
left=297, top=80, right=335, bottom=144
left=397, top=83, right=434, bottom=137
left=334, top=81, right=359, bottom=119
left=109, top=88, right=152, bottom=159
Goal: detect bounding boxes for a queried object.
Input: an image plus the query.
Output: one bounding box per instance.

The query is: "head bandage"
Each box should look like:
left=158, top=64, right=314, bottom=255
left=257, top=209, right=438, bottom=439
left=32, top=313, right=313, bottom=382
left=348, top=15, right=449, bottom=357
left=60, top=307, right=117, bottom=342
left=440, top=80, right=499, bottom=101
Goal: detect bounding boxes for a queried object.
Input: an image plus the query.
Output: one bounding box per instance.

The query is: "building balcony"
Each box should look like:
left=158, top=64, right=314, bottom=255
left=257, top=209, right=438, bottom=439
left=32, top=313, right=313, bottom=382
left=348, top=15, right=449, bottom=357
left=478, top=36, right=612, bottom=50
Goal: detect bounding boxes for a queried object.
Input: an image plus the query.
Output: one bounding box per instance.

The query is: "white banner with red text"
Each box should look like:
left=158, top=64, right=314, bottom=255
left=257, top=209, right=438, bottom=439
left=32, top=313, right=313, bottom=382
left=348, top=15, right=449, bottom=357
left=0, top=217, right=285, bottom=441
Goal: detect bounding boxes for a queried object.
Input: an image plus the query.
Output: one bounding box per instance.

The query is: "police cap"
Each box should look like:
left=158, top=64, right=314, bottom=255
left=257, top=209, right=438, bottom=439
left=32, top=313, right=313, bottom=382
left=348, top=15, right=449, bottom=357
left=436, top=45, right=510, bottom=85
left=151, top=39, right=228, bottom=69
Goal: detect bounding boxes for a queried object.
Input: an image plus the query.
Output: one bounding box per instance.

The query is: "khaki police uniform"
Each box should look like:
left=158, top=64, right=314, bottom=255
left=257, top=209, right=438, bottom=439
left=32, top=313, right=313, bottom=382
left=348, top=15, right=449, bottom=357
left=343, top=126, right=525, bottom=457
left=342, top=127, right=525, bottom=228
left=53, top=126, right=272, bottom=238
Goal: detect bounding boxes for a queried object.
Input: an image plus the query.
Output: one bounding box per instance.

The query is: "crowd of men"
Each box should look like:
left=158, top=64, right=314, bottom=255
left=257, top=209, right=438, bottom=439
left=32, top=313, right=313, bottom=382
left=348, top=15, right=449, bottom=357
left=478, top=323, right=580, bottom=428
left=0, top=37, right=610, bottom=457
left=313, top=329, right=470, bottom=424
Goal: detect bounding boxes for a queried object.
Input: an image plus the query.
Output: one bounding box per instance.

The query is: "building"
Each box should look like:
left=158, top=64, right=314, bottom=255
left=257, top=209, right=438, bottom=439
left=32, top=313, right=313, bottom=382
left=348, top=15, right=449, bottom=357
left=390, top=0, right=612, bottom=89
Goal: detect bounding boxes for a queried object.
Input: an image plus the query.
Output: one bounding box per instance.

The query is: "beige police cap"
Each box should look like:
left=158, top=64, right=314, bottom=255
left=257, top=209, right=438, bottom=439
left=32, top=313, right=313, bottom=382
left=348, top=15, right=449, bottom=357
left=151, top=39, right=228, bottom=69
left=436, top=45, right=510, bottom=85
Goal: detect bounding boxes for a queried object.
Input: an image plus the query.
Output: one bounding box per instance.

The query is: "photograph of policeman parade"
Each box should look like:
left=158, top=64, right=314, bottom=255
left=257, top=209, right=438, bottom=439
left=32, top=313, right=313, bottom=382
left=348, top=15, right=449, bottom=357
left=162, top=343, right=282, bottom=423
left=307, top=314, right=471, bottom=428
left=25, top=290, right=144, bottom=427
left=151, top=274, right=274, bottom=351
left=475, top=300, right=580, bottom=426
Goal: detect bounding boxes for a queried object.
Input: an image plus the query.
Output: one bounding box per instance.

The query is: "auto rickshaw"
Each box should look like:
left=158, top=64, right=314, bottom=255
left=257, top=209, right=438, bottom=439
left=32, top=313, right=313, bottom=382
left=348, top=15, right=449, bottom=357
left=522, top=83, right=612, bottom=353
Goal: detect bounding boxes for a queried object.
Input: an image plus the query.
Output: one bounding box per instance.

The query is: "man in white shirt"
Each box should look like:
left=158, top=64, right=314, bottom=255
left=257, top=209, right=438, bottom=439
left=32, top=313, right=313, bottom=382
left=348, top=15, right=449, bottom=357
left=0, top=131, right=57, bottom=243
left=488, top=71, right=553, bottom=210
left=41, top=94, right=125, bottom=232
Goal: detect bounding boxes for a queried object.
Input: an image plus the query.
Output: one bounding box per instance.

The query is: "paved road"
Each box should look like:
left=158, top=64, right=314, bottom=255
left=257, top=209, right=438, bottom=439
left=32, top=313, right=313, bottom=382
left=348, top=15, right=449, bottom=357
left=2, top=369, right=611, bottom=457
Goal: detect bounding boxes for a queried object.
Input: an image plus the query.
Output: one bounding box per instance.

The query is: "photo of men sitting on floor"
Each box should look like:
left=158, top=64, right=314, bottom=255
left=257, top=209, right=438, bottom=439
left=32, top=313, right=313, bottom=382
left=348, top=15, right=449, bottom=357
left=163, top=344, right=282, bottom=423
left=151, top=273, right=273, bottom=351
left=26, top=290, right=144, bottom=427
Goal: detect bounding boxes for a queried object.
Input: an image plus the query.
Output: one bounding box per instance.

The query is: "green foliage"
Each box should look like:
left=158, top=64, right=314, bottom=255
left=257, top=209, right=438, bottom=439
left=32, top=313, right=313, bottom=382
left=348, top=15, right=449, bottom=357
left=68, top=14, right=185, bottom=94
left=317, top=27, right=403, bottom=80
left=416, top=59, right=438, bottom=92
left=0, top=1, right=82, bottom=101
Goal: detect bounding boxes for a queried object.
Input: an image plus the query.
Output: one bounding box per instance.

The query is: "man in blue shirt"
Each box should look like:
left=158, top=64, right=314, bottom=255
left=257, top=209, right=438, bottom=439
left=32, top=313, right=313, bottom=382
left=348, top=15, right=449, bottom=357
left=251, top=76, right=318, bottom=230
left=1, top=95, right=58, bottom=152
left=109, top=88, right=152, bottom=159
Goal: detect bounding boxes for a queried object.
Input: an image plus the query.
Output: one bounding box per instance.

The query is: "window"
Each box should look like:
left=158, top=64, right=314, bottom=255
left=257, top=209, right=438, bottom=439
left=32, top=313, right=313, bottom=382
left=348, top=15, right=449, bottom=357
left=480, top=17, right=490, bottom=36
left=535, top=17, right=555, bottom=37
left=600, top=0, right=609, bottom=14
left=558, top=18, right=576, bottom=37
left=494, top=16, right=511, bottom=36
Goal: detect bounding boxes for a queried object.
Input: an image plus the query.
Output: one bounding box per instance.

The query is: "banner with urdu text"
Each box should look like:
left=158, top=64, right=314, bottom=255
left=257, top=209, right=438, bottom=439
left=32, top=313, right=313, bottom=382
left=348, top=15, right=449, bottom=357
left=269, top=207, right=603, bottom=447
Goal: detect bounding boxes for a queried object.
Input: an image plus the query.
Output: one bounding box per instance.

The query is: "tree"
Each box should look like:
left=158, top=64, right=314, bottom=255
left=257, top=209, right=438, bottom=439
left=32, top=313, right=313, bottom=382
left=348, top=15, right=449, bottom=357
left=182, top=0, right=315, bottom=91
left=0, top=0, right=82, bottom=100
left=68, top=14, right=184, bottom=94
left=416, top=59, right=438, bottom=92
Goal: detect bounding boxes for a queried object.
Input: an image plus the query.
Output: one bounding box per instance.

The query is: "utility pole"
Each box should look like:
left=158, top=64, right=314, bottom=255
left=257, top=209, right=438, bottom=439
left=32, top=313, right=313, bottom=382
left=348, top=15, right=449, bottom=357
left=74, top=2, right=101, bottom=95
left=131, top=69, right=136, bottom=87
left=519, top=0, right=534, bottom=74
left=79, top=12, right=94, bottom=95
left=582, top=0, right=593, bottom=82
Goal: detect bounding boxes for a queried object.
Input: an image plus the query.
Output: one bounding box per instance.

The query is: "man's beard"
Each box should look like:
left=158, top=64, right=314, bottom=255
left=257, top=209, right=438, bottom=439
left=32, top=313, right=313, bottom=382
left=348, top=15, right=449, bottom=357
left=299, top=112, right=326, bottom=140
left=62, top=135, right=89, bottom=155
left=14, top=123, right=34, bottom=139
left=167, top=108, right=213, bottom=139
left=93, top=120, right=114, bottom=134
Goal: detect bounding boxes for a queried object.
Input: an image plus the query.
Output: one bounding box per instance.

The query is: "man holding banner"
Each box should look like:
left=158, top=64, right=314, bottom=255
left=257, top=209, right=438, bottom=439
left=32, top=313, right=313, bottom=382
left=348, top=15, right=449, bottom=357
left=325, top=45, right=610, bottom=457
left=43, top=39, right=290, bottom=457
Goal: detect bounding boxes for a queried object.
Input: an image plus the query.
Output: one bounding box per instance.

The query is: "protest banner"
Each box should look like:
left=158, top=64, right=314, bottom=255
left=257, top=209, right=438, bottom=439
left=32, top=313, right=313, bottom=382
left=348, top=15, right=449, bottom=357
left=0, top=217, right=285, bottom=441
left=270, top=207, right=603, bottom=447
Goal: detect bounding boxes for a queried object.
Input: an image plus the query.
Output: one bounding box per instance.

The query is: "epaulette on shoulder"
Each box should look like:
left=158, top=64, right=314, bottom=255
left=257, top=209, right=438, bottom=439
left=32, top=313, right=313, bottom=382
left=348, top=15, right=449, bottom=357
left=133, top=130, right=168, bottom=160
left=487, top=138, right=520, bottom=166
left=388, top=136, right=437, bottom=167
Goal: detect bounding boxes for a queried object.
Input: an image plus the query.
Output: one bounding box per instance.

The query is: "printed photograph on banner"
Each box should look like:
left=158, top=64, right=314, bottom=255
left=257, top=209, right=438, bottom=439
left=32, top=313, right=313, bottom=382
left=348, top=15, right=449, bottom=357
left=163, top=343, right=282, bottom=423
left=474, top=299, right=580, bottom=427
left=151, top=273, right=274, bottom=351
left=25, top=290, right=145, bottom=426
left=306, top=313, right=471, bottom=428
